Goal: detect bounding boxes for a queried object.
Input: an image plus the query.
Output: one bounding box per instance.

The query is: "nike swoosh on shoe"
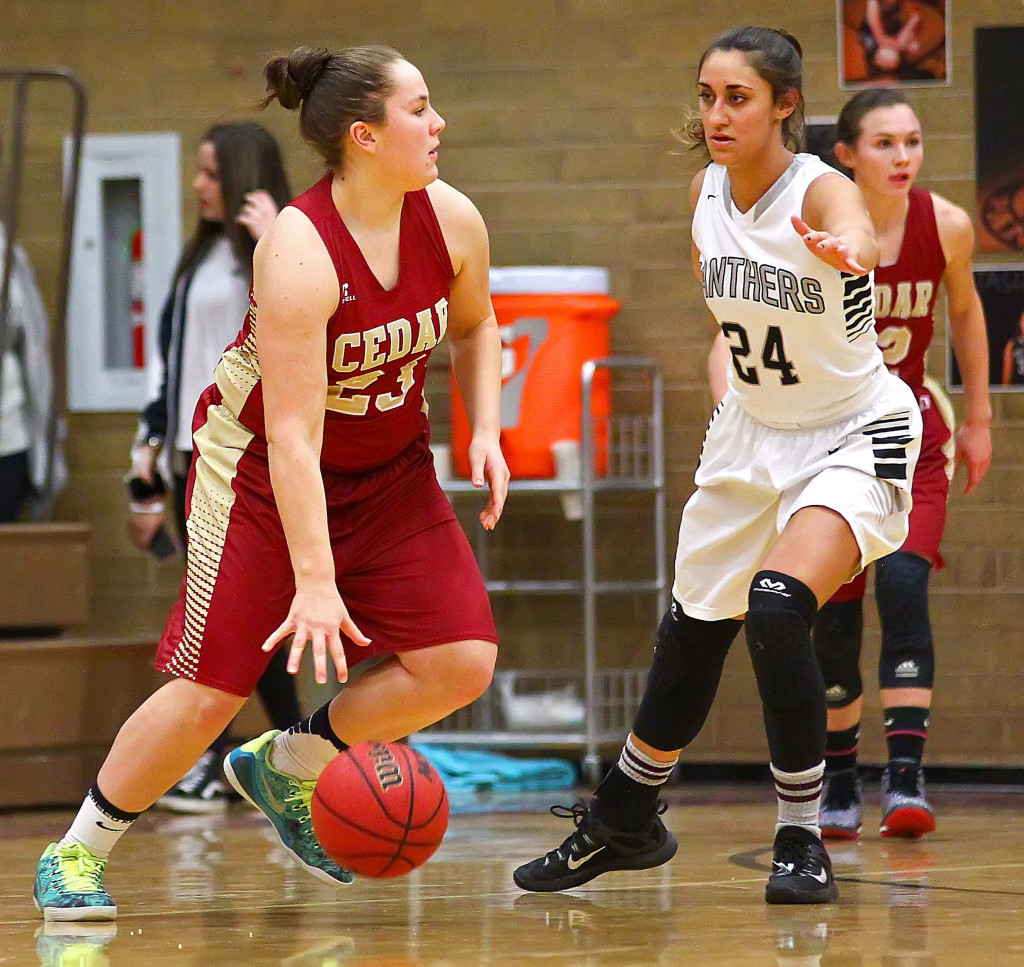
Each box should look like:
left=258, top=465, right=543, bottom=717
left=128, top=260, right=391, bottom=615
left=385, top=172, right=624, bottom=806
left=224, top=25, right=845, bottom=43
left=566, top=846, right=605, bottom=870
left=257, top=771, right=290, bottom=813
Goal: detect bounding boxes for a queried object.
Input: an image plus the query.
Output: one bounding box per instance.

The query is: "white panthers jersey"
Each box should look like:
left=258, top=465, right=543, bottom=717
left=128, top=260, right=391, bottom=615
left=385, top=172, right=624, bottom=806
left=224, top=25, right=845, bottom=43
left=693, top=153, right=887, bottom=429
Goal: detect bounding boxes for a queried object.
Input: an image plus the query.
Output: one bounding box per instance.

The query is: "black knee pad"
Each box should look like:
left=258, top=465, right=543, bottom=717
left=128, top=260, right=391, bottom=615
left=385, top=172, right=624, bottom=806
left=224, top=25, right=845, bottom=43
left=812, top=599, right=865, bottom=708
left=876, top=551, right=934, bottom=689
left=632, top=601, right=742, bottom=751
left=745, top=570, right=821, bottom=712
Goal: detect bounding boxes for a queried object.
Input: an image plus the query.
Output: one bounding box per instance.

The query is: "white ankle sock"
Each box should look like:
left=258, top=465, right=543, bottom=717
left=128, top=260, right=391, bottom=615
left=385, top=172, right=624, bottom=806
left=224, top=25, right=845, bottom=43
left=771, top=761, right=824, bottom=837
left=63, top=787, right=136, bottom=858
left=269, top=730, right=339, bottom=781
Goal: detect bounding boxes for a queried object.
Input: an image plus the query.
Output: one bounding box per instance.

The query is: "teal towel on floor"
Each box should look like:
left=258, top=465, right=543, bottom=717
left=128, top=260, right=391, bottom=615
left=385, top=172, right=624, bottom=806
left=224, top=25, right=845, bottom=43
left=410, top=744, right=577, bottom=792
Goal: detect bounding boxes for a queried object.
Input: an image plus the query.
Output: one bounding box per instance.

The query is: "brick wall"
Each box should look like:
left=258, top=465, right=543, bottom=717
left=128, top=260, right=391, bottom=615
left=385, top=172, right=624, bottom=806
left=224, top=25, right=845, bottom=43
left=3, top=0, right=1022, bottom=764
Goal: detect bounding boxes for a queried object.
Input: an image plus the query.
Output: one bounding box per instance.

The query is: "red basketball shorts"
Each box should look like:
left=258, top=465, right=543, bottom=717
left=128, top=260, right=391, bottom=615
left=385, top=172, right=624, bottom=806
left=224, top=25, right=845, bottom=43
left=829, top=380, right=953, bottom=604
left=155, top=407, right=496, bottom=697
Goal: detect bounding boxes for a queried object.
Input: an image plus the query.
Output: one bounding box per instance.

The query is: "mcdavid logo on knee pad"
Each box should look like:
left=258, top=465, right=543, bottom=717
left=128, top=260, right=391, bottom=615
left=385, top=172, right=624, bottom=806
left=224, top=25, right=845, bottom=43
left=755, top=577, right=791, bottom=597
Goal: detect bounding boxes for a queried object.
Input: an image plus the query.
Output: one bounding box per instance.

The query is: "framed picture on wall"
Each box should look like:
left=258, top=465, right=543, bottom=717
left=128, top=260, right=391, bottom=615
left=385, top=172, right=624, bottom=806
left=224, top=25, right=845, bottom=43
left=947, top=266, right=1024, bottom=391
left=837, top=0, right=950, bottom=89
left=975, top=26, right=1024, bottom=253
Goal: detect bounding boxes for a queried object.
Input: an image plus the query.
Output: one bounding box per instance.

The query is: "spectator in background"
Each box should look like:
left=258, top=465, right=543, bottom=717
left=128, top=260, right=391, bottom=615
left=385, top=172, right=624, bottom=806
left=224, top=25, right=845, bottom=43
left=0, top=222, right=64, bottom=521
left=125, top=121, right=301, bottom=812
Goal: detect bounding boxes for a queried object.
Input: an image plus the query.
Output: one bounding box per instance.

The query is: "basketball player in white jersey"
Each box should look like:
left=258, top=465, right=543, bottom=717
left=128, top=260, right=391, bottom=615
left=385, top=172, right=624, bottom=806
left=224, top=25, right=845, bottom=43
left=514, top=25, right=921, bottom=905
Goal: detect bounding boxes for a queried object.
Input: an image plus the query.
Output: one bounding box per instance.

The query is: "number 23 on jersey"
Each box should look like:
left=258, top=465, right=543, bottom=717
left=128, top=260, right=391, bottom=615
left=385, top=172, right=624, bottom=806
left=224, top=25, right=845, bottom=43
left=325, top=298, right=448, bottom=416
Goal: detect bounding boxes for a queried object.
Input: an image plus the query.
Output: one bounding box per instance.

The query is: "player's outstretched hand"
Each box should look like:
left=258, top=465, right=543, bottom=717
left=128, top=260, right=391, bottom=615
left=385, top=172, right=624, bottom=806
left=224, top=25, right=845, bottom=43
left=262, top=582, right=371, bottom=685
left=468, top=434, right=510, bottom=530
left=792, top=215, right=869, bottom=275
left=954, top=421, right=992, bottom=496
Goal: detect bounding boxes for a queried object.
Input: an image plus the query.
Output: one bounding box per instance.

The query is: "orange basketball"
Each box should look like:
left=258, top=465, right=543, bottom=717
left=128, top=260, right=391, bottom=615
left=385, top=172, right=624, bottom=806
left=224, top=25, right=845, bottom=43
left=311, top=742, right=449, bottom=878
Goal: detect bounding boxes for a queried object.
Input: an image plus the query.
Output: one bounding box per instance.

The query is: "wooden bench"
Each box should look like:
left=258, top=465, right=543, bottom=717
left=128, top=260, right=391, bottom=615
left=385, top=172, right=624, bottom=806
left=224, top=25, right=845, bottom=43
left=0, top=522, right=90, bottom=629
left=0, top=634, right=163, bottom=807
left=0, top=633, right=275, bottom=808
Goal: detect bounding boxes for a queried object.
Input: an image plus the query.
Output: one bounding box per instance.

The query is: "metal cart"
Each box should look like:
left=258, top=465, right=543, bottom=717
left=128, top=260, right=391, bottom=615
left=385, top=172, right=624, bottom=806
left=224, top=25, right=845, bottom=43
left=412, top=357, right=667, bottom=783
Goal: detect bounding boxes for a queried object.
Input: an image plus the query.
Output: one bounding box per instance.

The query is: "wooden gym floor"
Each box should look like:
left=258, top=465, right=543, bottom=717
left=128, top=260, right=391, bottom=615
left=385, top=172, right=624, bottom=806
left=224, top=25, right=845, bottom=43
left=3, top=783, right=1024, bottom=965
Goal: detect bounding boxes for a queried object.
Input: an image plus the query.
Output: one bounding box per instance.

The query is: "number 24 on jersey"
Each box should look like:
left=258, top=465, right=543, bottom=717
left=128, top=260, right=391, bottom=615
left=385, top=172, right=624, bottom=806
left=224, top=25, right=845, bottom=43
left=721, top=321, right=800, bottom=387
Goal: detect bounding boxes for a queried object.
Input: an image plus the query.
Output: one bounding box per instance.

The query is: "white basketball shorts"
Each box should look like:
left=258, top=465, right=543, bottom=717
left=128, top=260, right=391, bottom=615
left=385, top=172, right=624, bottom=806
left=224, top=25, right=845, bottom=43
left=673, top=372, right=922, bottom=621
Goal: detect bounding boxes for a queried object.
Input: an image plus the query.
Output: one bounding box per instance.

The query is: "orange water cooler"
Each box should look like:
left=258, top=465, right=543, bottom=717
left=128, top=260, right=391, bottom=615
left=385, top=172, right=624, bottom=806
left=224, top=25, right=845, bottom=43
left=451, top=266, right=619, bottom=479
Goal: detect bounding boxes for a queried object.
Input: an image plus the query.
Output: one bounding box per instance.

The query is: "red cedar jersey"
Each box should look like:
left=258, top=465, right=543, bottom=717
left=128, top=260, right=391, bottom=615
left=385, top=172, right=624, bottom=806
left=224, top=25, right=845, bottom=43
left=211, top=173, right=454, bottom=472
left=873, top=187, right=947, bottom=395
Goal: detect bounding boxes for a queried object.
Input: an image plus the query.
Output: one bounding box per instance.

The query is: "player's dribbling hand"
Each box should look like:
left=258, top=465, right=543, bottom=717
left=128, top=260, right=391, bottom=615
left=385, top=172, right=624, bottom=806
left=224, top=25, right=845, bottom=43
left=792, top=215, right=869, bottom=275
left=954, top=421, right=992, bottom=496
left=468, top=434, right=510, bottom=530
left=263, top=583, right=371, bottom=685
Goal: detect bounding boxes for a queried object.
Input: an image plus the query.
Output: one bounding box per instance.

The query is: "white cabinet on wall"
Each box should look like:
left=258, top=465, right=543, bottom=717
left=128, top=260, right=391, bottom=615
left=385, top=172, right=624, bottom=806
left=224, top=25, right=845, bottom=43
left=64, top=133, right=181, bottom=412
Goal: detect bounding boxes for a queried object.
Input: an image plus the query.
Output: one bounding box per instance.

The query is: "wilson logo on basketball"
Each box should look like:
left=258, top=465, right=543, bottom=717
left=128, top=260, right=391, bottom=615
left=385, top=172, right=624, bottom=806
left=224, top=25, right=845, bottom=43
left=369, top=742, right=404, bottom=791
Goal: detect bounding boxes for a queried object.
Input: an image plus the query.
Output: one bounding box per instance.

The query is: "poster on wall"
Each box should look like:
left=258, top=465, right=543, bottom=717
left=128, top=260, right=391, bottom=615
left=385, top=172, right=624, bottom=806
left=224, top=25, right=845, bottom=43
left=975, top=27, right=1024, bottom=253
left=947, top=267, right=1024, bottom=391
left=837, top=0, right=950, bottom=88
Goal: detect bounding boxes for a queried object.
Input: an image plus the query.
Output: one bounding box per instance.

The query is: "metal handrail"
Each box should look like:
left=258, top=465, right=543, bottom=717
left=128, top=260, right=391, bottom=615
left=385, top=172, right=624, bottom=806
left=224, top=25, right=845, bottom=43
left=0, top=68, right=87, bottom=512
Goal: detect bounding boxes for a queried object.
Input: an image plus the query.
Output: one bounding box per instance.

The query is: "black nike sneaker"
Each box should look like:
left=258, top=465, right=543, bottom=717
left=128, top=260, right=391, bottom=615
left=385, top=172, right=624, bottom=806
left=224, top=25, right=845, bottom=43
left=765, top=825, right=839, bottom=905
left=512, top=799, right=677, bottom=893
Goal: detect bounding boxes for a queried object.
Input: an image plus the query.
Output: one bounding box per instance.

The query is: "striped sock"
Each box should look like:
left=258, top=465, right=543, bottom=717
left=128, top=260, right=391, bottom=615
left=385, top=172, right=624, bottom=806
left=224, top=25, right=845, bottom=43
left=884, top=706, right=929, bottom=764
left=771, top=761, right=824, bottom=837
left=825, top=724, right=859, bottom=774
left=617, top=734, right=678, bottom=786
left=593, top=735, right=678, bottom=830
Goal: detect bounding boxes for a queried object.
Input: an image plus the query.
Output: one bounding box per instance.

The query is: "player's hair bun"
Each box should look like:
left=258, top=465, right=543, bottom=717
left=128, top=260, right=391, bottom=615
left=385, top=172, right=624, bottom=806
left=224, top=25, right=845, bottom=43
left=264, top=46, right=332, bottom=111
left=776, top=29, right=803, bottom=59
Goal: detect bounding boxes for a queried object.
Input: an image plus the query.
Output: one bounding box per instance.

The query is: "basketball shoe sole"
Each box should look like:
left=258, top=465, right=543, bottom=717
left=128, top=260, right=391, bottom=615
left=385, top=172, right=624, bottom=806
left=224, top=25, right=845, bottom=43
left=881, top=806, right=936, bottom=839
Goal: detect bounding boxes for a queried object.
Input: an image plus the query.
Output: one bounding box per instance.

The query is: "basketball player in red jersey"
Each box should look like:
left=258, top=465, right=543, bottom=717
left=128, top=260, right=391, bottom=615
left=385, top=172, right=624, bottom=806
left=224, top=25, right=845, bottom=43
left=34, top=45, right=506, bottom=919
left=813, top=88, right=992, bottom=841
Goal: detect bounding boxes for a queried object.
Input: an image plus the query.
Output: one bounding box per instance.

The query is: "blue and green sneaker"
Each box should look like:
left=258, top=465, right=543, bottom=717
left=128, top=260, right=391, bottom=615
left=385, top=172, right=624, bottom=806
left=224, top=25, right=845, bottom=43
left=34, top=841, right=117, bottom=921
left=224, top=730, right=353, bottom=886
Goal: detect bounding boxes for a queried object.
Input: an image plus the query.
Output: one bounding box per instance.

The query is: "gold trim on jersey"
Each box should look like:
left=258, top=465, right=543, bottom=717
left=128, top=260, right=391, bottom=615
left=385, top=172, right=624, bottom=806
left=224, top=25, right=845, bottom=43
left=214, top=297, right=262, bottom=423
left=922, top=373, right=956, bottom=484
left=166, top=404, right=254, bottom=681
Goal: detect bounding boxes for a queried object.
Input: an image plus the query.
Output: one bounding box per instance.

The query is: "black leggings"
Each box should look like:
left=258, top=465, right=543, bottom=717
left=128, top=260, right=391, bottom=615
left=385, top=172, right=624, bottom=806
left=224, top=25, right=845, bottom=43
left=0, top=450, right=31, bottom=522
left=173, top=454, right=301, bottom=740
